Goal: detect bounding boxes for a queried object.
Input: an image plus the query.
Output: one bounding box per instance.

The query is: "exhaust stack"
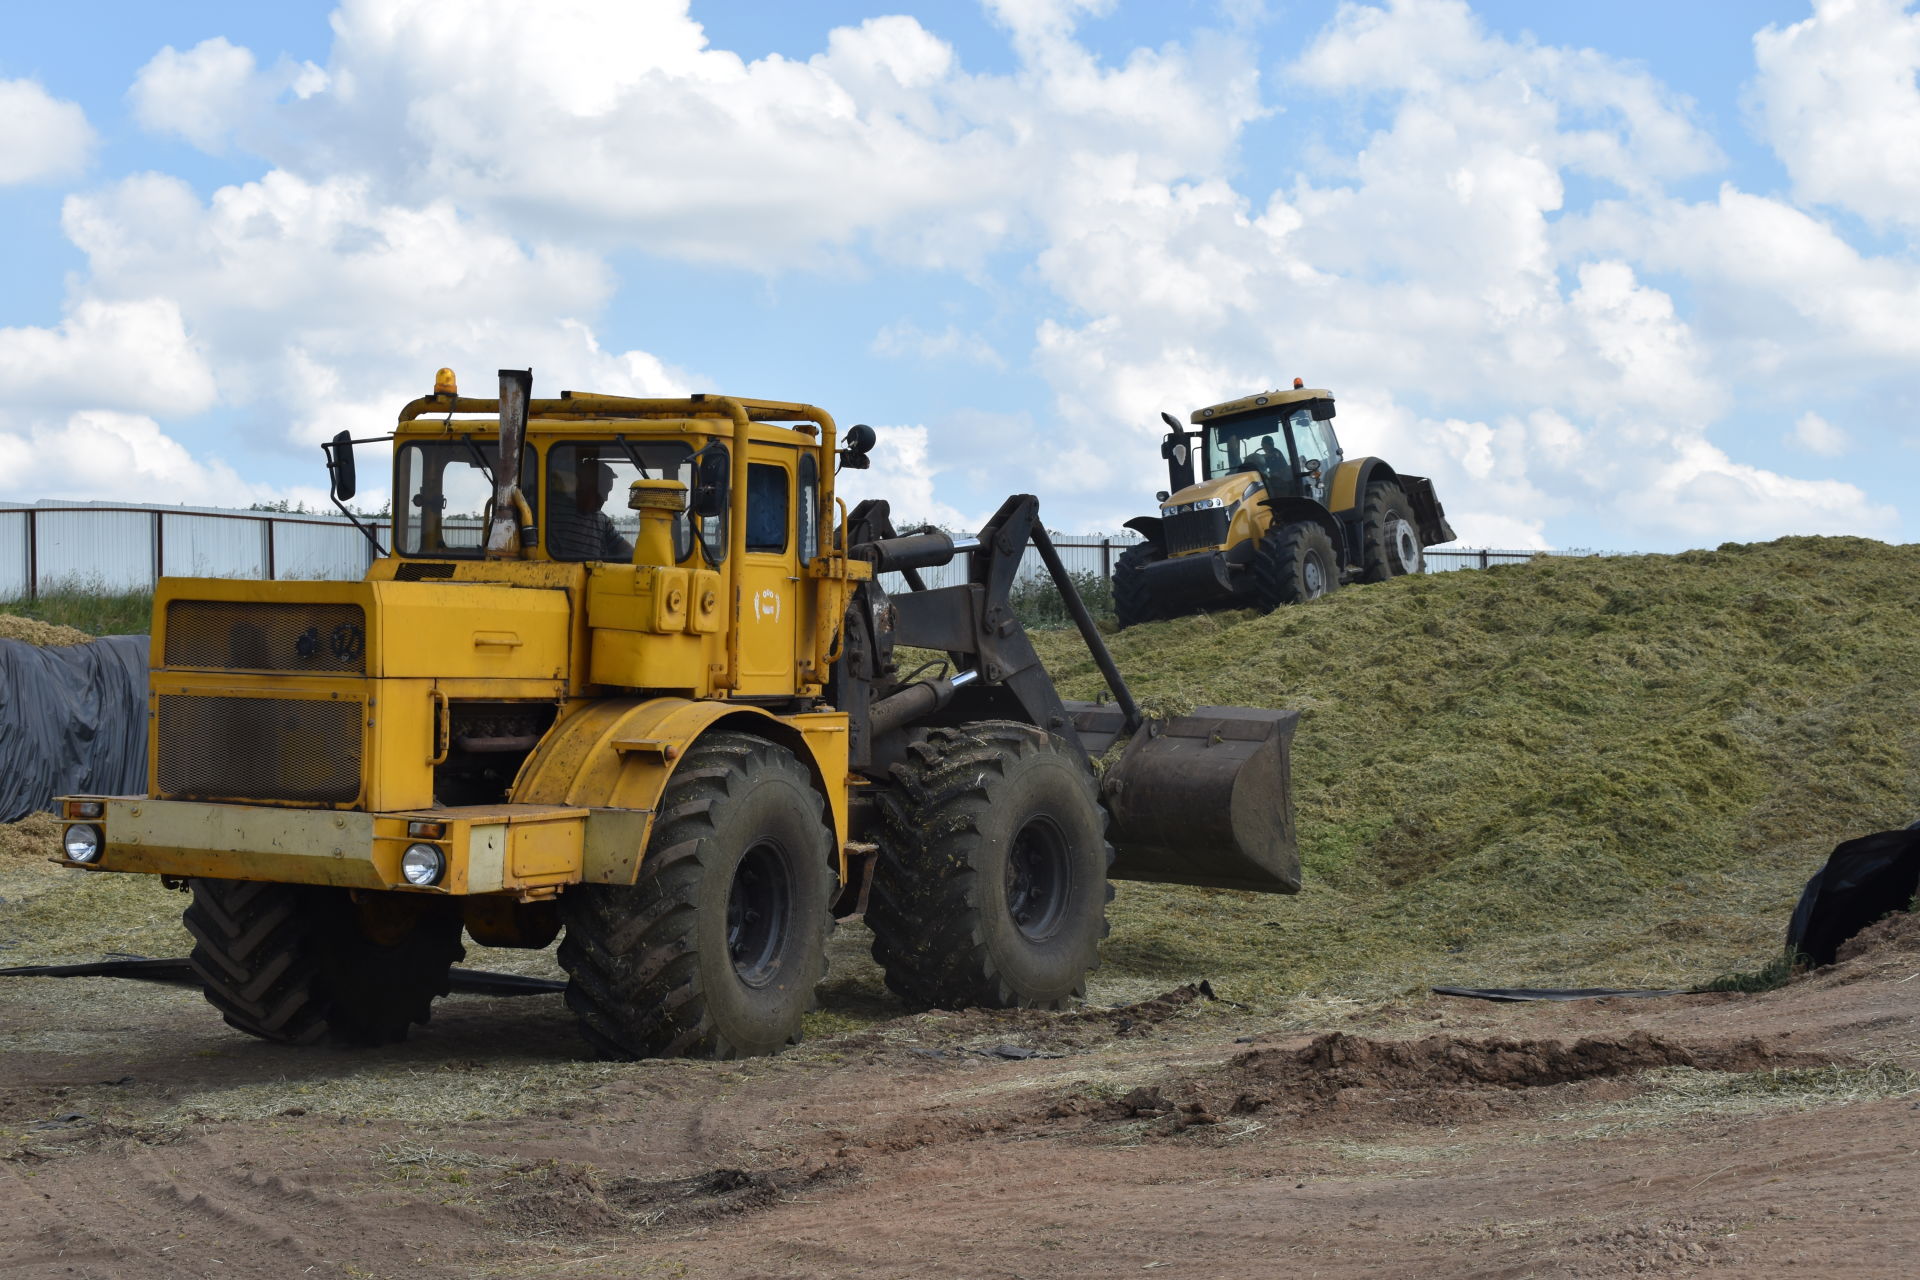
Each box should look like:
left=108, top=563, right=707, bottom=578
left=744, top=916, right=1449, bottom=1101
left=486, top=368, right=532, bottom=559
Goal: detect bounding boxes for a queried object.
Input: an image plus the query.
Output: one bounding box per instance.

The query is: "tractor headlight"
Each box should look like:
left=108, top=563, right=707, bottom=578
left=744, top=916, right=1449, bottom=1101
left=64, top=824, right=103, bottom=863
left=400, top=843, right=446, bottom=886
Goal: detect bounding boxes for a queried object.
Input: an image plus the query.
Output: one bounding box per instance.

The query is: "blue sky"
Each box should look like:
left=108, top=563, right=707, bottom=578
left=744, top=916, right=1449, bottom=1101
left=2, top=0, right=1916, bottom=551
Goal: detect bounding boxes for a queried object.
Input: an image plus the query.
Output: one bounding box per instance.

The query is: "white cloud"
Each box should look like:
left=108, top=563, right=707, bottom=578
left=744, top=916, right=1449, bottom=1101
left=1751, top=0, right=1920, bottom=229
left=871, top=321, right=1004, bottom=368
left=0, top=298, right=217, bottom=416
left=0, top=79, right=97, bottom=185
left=130, top=38, right=330, bottom=153
left=833, top=424, right=976, bottom=531
left=1789, top=410, right=1849, bottom=456
left=0, top=411, right=273, bottom=506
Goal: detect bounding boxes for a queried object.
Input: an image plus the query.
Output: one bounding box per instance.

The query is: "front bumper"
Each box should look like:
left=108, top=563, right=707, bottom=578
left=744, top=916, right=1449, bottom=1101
left=1143, top=549, right=1236, bottom=601
left=53, top=796, right=649, bottom=895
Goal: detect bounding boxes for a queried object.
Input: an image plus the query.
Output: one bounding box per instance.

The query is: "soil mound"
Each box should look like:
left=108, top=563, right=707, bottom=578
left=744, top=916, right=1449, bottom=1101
left=1834, top=909, right=1920, bottom=964
left=1074, top=1030, right=1839, bottom=1133
left=0, top=615, right=88, bottom=646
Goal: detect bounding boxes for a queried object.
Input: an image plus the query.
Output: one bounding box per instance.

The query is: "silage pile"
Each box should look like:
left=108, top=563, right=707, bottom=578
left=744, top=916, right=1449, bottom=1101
left=1036, top=536, right=1920, bottom=1005
left=0, top=614, right=88, bottom=645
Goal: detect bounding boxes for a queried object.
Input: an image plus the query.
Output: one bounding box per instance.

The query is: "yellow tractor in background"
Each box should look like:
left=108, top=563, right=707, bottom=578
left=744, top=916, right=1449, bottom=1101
left=1115, top=381, right=1455, bottom=627
left=55, top=370, right=1299, bottom=1061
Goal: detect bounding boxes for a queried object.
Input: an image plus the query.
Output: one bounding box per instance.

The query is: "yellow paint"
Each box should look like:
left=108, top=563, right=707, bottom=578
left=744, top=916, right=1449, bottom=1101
left=1327, top=458, right=1369, bottom=515
left=1189, top=385, right=1332, bottom=425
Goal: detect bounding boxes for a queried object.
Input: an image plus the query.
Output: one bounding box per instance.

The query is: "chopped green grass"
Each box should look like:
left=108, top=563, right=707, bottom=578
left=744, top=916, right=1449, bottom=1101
left=1033, top=536, right=1920, bottom=1008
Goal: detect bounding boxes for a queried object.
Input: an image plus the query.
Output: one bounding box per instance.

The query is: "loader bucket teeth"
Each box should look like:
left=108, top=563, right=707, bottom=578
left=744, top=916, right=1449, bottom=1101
left=1100, top=706, right=1301, bottom=895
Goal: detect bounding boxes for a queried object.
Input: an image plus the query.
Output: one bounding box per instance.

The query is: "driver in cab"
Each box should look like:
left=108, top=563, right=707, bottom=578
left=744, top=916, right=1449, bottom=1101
left=547, top=456, right=633, bottom=562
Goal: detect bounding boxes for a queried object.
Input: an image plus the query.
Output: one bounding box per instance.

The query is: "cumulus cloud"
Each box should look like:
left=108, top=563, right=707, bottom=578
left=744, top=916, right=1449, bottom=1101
left=871, top=322, right=1005, bottom=368
left=0, top=79, right=97, bottom=184
left=1751, top=0, right=1920, bottom=229
left=0, top=411, right=273, bottom=506
left=1789, top=411, right=1849, bottom=457
left=0, top=299, right=217, bottom=416
left=834, top=424, right=977, bottom=530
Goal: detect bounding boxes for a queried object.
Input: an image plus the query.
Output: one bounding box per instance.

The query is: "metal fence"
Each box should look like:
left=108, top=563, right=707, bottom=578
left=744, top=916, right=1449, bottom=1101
left=0, top=502, right=388, bottom=599
left=1, top=501, right=1582, bottom=600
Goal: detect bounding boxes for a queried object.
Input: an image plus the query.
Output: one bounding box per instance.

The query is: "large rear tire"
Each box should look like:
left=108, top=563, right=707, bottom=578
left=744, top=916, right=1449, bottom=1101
left=1361, top=480, right=1424, bottom=581
left=558, top=732, right=834, bottom=1061
left=868, top=721, right=1111, bottom=1010
left=1112, top=542, right=1165, bottom=629
left=1250, top=520, right=1338, bottom=610
left=184, top=880, right=464, bottom=1046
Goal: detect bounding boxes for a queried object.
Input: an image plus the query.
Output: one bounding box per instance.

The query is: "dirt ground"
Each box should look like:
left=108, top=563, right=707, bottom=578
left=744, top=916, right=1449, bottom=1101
left=2, top=907, right=1916, bottom=1279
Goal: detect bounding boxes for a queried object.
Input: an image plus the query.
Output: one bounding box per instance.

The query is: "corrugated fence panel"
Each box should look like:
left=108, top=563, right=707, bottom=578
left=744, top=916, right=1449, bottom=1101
left=0, top=511, right=25, bottom=598
left=34, top=509, right=153, bottom=592
left=162, top=513, right=266, bottom=580
left=272, top=519, right=376, bottom=580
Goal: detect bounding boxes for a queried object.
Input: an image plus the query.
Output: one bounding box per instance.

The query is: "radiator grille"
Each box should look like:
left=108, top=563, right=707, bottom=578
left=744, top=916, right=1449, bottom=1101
left=164, top=600, right=367, bottom=674
left=156, top=694, right=364, bottom=805
left=1164, top=508, right=1231, bottom=557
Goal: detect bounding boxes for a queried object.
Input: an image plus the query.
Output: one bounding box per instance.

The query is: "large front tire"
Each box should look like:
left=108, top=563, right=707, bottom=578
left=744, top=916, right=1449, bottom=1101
left=1250, top=520, right=1338, bottom=610
left=184, top=880, right=464, bottom=1046
left=1361, top=480, right=1424, bottom=581
left=1112, top=542, right=1165, bottom=629
left=868, top=722, right=1111, bottom=1010
left=558, top=732, right=834, bottom=1061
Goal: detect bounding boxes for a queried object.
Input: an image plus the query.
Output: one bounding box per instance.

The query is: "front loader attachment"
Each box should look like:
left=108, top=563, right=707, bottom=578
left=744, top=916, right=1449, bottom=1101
left=1100, top=706, right=1301, bottom=894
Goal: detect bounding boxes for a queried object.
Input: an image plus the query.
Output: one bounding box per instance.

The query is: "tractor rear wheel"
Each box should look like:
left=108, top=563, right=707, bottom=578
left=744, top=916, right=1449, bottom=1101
left=868, top=721, right=1111, bottom=1010
left=1250, top=520, right=1338, bottom=610
left=184, top=879, right=464, bottom=1046
left=1361, top=480, right=1424, bottom=580
left=558, top=732, right=834, bottom=1061
left=1112, top=542, right=1165, bottom=629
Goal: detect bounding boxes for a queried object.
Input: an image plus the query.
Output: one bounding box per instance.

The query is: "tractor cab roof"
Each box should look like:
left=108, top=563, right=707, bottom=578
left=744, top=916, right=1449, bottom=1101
left=1190, top=386, right=1334, bottom=426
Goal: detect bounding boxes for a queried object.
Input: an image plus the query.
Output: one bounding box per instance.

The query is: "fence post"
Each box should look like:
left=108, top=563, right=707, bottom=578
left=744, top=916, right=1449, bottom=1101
left=264, top=518, right=276, bottom=581
left=152, top=511, right=164, bottom=588
left=25, top=508, right=36, bottom=601
left=1479, top=549, right=1489, bottom=570
left=1100, top=537, right=1112, bottom=581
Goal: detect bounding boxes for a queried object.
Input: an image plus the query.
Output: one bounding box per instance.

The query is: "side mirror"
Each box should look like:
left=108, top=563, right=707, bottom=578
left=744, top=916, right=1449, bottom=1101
left=1304, top=458, right=1323, bottom=476
left=1155, top=490, right=1170, bottom=503
left=840, top=423, right=876, bottom=471
left=691, top=445, right=730, bottom=517
left=325, top=430, right=357, bottom=502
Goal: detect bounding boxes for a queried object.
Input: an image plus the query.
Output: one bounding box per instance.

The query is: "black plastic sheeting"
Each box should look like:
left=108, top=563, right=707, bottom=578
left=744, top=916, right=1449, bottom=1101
left=1433, top=986, right=1690, bottom=1003
left=0, top=635, right=149, bottom=823
left=1786, top=823, right=1920, bottom=967
left=0, top=956, right=568, bottom=997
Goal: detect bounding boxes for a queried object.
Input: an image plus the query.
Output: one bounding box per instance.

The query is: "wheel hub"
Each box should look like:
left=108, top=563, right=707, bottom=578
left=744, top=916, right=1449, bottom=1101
left=1005, top=816, right=1072, bottom=942
left=1387, top=518, right=1421, bottom=574
left=727, top=840, right=792, bottom=987
left=1302, top=556, right=1327, bottom=599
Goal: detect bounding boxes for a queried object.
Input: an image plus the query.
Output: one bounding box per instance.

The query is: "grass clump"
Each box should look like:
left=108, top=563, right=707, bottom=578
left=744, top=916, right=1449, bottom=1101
left=1032, top=536, right=1920, bottom=1008
left=0, top=582, right=153, bottom=637
left=1694, top=949, right=1806, bottom=993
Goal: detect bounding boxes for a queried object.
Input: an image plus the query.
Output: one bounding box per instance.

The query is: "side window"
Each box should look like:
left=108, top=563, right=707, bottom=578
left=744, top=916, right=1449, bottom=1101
left=797, top=453, right=819, bottom=564
left=397, top=440, right=528, bottom=556
left=1291, top=411, right=1336, bottom=469
left=745, top=463, right=790, bottom=554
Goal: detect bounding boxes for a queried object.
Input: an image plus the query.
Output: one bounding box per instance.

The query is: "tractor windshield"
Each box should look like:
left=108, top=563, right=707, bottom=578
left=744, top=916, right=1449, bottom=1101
left=1204, top=413, right=1294, bottom=481
left=395, top=439, right=535, bottom=557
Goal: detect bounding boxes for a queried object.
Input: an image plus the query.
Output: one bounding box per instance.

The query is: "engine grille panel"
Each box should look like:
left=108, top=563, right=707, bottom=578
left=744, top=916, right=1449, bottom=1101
left=156, top=694, right=364, bottom=805
left=164, top=600, right=368, bottom=674
left=1164, top=508, right=1231, bottom=557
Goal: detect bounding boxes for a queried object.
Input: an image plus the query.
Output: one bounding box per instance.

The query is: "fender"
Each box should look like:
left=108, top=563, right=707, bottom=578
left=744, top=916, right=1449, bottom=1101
left=512, top=697, right=849, bottom=885
left=1122, top=514, right=1164, bottom=549
left=1260, top=495, right=1349, bottom=565
left=1327, top=456, right=1393, bottom=517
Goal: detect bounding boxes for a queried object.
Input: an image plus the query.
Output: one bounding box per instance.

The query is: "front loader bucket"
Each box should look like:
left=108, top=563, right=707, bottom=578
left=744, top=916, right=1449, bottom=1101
left=1099, top=706, right=1300, bottom=894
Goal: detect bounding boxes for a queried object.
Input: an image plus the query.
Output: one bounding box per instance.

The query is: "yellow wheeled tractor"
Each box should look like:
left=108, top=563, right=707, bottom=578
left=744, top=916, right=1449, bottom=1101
left=1114, top=381, right=1455, bottom=627
left=54, top=370, right=1299, bottom=1060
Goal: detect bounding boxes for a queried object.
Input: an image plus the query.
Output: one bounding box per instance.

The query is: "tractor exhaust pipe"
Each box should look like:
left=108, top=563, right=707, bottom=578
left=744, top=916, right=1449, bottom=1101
left=486, top=368, right=532, bottom=559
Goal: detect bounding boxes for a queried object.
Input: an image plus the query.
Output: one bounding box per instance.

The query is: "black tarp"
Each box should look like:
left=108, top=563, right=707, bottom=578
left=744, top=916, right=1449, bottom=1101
left=0, top=635, right=149, bottom=823
left=1785, top=825, right=1920, bottom=966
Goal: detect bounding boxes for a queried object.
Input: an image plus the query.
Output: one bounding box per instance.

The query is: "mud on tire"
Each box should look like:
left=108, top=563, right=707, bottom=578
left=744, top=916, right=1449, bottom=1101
left=1112, top=542, right=1166, bottom=629
left=184, top=879, right=464, bottom=1046
left=1251, top=519, right=1338, bottom=610
left=867, top=721, right=1112, bottom=1010
left=1361, top=479, right=1424, bottom=581
left=558, top=731, right=835, bottom=1061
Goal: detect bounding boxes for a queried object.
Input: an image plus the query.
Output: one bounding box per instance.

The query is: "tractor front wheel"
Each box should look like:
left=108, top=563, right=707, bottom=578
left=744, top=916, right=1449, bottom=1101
left=1112, top=542, right=1166, bottom=629
left=868, top=721, right=1111, bottom=1010
left=1250, top=520, right=1338, bottom=610
left=558, top=732, right=834, bottom=1060
left=184, top=880, right=464, bottom=1046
